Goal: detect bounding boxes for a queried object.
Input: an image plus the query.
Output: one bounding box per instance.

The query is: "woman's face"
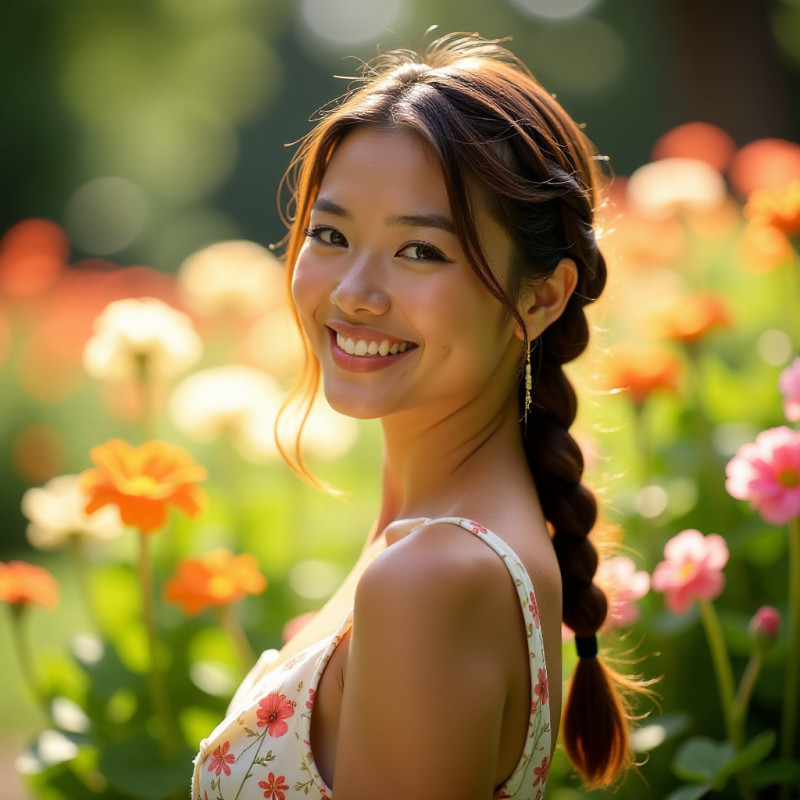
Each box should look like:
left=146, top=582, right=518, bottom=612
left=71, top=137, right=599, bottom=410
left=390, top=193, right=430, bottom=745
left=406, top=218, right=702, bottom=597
left=292, top=126, right=522, bottom=421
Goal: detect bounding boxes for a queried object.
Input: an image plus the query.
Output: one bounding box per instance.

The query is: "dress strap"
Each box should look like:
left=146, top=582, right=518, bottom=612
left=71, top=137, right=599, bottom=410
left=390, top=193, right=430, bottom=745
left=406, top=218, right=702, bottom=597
left=415, top=516, right=552, bottom=796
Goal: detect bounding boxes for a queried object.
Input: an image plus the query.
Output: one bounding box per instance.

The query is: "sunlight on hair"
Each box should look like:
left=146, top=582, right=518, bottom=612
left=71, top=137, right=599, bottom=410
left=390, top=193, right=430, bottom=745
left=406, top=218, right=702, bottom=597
left=298, top=0, right=405, bottom=47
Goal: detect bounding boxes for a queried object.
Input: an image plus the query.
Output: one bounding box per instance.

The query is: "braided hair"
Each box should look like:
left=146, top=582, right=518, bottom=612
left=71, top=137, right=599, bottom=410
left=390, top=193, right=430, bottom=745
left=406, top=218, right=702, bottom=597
left=278, top=32, right=636, bottom=786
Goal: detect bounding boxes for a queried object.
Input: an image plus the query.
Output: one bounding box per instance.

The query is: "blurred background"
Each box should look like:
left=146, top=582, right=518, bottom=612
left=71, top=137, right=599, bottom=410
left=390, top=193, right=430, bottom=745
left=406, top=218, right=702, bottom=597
left=2, top=1, right=800, bottom=798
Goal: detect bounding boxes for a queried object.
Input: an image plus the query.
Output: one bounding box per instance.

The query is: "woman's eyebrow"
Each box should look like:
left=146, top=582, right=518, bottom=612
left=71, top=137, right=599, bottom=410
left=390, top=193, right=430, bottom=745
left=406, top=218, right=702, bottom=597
left=385, top=213, right=456, bottom=234
left=311, top=198, right=456, bottom=234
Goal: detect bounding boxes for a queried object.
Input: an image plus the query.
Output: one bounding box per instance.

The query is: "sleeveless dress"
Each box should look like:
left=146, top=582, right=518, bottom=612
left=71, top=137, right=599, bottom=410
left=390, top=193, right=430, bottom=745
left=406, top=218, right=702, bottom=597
left=192, top=517, right=552, bottom=800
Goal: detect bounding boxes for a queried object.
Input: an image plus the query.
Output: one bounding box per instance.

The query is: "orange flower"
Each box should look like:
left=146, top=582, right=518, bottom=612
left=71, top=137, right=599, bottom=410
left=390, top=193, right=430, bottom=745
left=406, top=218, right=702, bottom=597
left=605, top=343, right=681, bottom=404
left=0, top=561, right=59, bottom=609
left=656, top=293, right=731, bottom=344
left=81, top=439, right=208, bottom=533
left=744, top=180, right=800, bottom=238
left=164, top=549, right=267, bottom=615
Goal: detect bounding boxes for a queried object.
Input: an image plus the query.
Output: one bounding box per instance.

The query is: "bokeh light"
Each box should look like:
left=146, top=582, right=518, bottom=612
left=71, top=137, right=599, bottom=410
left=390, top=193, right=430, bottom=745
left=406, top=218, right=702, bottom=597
left=510, top=0, right=598, bottom=21
left=65, top=177, right=148, bottom=256
left=298, top=0, right=405, bottom=49
left=527, top=18, right=625, bottom=93
left=0, top=219, right=68, bottom=297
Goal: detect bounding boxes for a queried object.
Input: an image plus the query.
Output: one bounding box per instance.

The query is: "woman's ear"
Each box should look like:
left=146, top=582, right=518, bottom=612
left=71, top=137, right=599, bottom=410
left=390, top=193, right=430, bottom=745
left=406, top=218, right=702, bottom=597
left=515, top=258, right=578, bottom=341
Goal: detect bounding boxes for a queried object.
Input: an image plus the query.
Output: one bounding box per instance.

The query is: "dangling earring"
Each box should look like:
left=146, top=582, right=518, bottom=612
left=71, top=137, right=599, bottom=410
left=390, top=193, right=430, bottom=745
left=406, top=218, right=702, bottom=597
left=524, top=339, right=533, bottom=421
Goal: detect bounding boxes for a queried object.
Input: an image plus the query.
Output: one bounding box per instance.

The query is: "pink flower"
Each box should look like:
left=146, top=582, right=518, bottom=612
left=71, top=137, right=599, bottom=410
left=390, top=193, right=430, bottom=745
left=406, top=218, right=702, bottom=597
left=652, top=529, right=729, bottom=614
left=532, top=755, right=550, bottom=787
left=258, top=773, right=289, bottom=800
left=529, top=590, right=540, bottom=629
left=533, top=667, right=548, bottom=708
left=779, top=358, right=800, bottom=422
left=750, top=605, right=781, bottom=647
left=207, top=741, right=235, bottom=777
left=597, top=556, right=651, bottom=629
left=256, top=693, right=295, bottom=738
left=725, top=426, right=800, bottom=524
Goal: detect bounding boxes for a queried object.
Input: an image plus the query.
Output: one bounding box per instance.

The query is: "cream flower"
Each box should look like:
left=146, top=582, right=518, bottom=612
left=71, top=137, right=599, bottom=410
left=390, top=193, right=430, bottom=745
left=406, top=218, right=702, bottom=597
left=627, top=157, right=727, bottom=218
left=83, top=297, right=202, bottom=380
left=168, top=364, right=283, bottom=450
left=21, top=474, right=125, bottom=550
left=177, top=240, right=287, bottom=317
left=241, top=394, right=359, bottom=463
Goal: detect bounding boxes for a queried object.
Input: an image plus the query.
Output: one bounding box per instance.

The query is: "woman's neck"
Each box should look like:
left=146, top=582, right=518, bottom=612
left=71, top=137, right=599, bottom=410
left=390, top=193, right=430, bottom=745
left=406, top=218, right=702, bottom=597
left=375, top=387, right=527, bottom=533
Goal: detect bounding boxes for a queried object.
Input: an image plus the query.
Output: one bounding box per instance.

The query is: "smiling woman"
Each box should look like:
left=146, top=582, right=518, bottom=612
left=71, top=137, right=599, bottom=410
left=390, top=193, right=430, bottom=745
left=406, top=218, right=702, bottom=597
left=192, top=32, right=644, bottom=800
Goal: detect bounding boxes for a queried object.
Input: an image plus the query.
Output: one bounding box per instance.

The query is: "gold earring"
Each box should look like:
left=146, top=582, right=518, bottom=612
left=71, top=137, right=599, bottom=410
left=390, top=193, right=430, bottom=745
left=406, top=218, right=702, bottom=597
left=524, top=339, right=532, bottom=420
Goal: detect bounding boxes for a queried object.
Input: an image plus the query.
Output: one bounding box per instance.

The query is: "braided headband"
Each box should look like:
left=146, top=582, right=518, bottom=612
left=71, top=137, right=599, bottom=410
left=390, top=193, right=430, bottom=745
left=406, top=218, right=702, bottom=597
left=575, top=635, right=598, bottom=659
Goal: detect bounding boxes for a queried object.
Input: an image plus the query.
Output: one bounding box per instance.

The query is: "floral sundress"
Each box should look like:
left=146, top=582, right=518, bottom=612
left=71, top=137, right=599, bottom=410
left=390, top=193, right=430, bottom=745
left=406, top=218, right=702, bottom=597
left=192, top=517, right=552, bottom=800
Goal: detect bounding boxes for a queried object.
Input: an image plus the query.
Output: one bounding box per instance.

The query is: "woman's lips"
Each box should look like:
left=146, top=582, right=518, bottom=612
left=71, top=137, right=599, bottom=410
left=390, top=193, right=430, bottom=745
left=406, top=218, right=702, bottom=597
left=327, top=327, right=417, bottom=373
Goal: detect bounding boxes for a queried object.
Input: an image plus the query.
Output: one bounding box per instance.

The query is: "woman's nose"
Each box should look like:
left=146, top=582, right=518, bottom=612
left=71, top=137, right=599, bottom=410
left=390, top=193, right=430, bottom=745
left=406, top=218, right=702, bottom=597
left=329, top=262, right=390, bottom=316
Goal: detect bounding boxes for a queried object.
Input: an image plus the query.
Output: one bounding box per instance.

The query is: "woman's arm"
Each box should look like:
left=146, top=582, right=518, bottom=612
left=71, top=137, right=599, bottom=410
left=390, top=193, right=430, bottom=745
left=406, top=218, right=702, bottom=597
left=332, top=524, right=512, bottom=800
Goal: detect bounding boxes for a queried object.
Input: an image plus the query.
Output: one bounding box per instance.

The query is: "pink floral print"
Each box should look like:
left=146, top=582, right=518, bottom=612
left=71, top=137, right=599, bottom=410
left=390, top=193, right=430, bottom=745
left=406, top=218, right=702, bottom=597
left=207, top=741, right=235, bottom=777
left=258, top=773, right=289, bottom=799
left=529, top=589, right=540, bottom=628
left=256, top=693, right=295, bottom=738
left=533, top=755, right=550, bottom=787
left=533, top=667, right=548, bottom=708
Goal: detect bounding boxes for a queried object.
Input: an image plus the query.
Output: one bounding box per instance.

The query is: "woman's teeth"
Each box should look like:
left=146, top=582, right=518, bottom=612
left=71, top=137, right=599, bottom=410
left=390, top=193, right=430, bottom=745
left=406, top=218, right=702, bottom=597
left=336, top=332, right=411, bottom=356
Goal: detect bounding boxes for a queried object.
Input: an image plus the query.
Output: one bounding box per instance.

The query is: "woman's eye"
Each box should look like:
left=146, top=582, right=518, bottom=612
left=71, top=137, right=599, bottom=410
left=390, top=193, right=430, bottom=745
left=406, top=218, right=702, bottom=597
left=397, top=241, right=447, bottom=262
left=304, top=225, right=347, bottom=247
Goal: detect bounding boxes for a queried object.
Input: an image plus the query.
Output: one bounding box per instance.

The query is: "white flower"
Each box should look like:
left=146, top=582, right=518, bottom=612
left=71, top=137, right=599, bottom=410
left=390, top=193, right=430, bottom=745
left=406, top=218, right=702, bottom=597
left=241, top=394, right=359, bottom=463
left=244, top=308, right=306, bottom=382
left=168, top=364, right=283, bottom=450
left=177, top=240, right=286, bottom=317
left=627, top=157, right=727, bottom=218
left=21, top=474, right=125, bottom=550
left=83, top=297, right=202, bottom=380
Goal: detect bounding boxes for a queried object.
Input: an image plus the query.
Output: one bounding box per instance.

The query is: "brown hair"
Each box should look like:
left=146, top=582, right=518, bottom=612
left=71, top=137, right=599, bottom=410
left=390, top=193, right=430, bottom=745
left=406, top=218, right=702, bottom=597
left=277, top=32, right=636, bottom=787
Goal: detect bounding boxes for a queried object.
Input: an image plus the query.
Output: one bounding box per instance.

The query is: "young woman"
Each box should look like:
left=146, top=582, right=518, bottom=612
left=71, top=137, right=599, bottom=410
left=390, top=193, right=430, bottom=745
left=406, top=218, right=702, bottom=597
left=193, top=32, right=636, bottom=800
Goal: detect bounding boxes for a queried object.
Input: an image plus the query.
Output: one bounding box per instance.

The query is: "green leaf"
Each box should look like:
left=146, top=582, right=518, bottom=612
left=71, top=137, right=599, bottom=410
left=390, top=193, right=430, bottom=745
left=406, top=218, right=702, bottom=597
left=99, top=734, right=193, bottom=800
left=750, top=757, right=800, bottom=789
left=664, top=783, right=715, bottom=800
left=672, top=737, right=735, bottom=783
left=717, top=730, right=776, bottom=781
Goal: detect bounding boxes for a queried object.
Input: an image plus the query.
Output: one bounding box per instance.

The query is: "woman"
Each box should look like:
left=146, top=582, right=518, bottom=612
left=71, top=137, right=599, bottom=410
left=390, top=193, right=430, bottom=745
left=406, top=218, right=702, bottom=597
left=193, top=32, right=636, bottom=800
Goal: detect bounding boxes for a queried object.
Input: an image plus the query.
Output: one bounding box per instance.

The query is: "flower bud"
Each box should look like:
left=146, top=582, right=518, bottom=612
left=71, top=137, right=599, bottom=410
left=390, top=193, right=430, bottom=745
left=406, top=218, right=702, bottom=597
left=749, top=605, right=781, bottom=648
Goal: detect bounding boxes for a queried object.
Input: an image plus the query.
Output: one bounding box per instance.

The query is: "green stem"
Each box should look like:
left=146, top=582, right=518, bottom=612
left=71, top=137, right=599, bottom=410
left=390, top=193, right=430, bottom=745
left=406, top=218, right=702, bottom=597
left=67, top=536, right=100, bottom=633
left=136, top=354, right=156, bottom=443
left=781, top=518, right=800, bottom=765
left=215, top=604, right=256, bottom=674
left=138, top=531, right=178, bottom=759
left=632, top=400, right=660, bottom=567
left=8, top=605, right=50, bottom=718
left=732, top=649, right=763, bottom=733
left=698, top=599, right=738, bottom=747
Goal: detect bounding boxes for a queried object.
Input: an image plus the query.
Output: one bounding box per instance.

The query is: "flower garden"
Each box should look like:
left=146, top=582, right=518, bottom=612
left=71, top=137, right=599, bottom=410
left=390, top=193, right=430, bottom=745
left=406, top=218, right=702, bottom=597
left=1, top=127, right=800, bottom=800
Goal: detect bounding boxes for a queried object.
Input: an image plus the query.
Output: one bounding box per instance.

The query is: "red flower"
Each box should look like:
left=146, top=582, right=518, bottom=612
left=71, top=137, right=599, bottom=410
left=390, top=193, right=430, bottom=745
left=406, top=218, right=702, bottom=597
left=207, top=741, right=235, bottom=777
left=306, top=688, right=316, bottom=710
left=257, top=693, right=295, bottom=738
left=258, top=772, right=289, bottom=800
left=528, top=590, right=540, bottom=629
left=533, top=755, right=550, bottom=787
left=469, top=521, right=488, bottom=535
left=533, top=667, right=548, bottom=708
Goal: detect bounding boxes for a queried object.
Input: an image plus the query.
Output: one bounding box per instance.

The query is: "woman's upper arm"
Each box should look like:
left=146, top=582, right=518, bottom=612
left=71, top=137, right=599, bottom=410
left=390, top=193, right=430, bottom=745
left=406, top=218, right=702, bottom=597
left=331, top=535, right=509, bottom=800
